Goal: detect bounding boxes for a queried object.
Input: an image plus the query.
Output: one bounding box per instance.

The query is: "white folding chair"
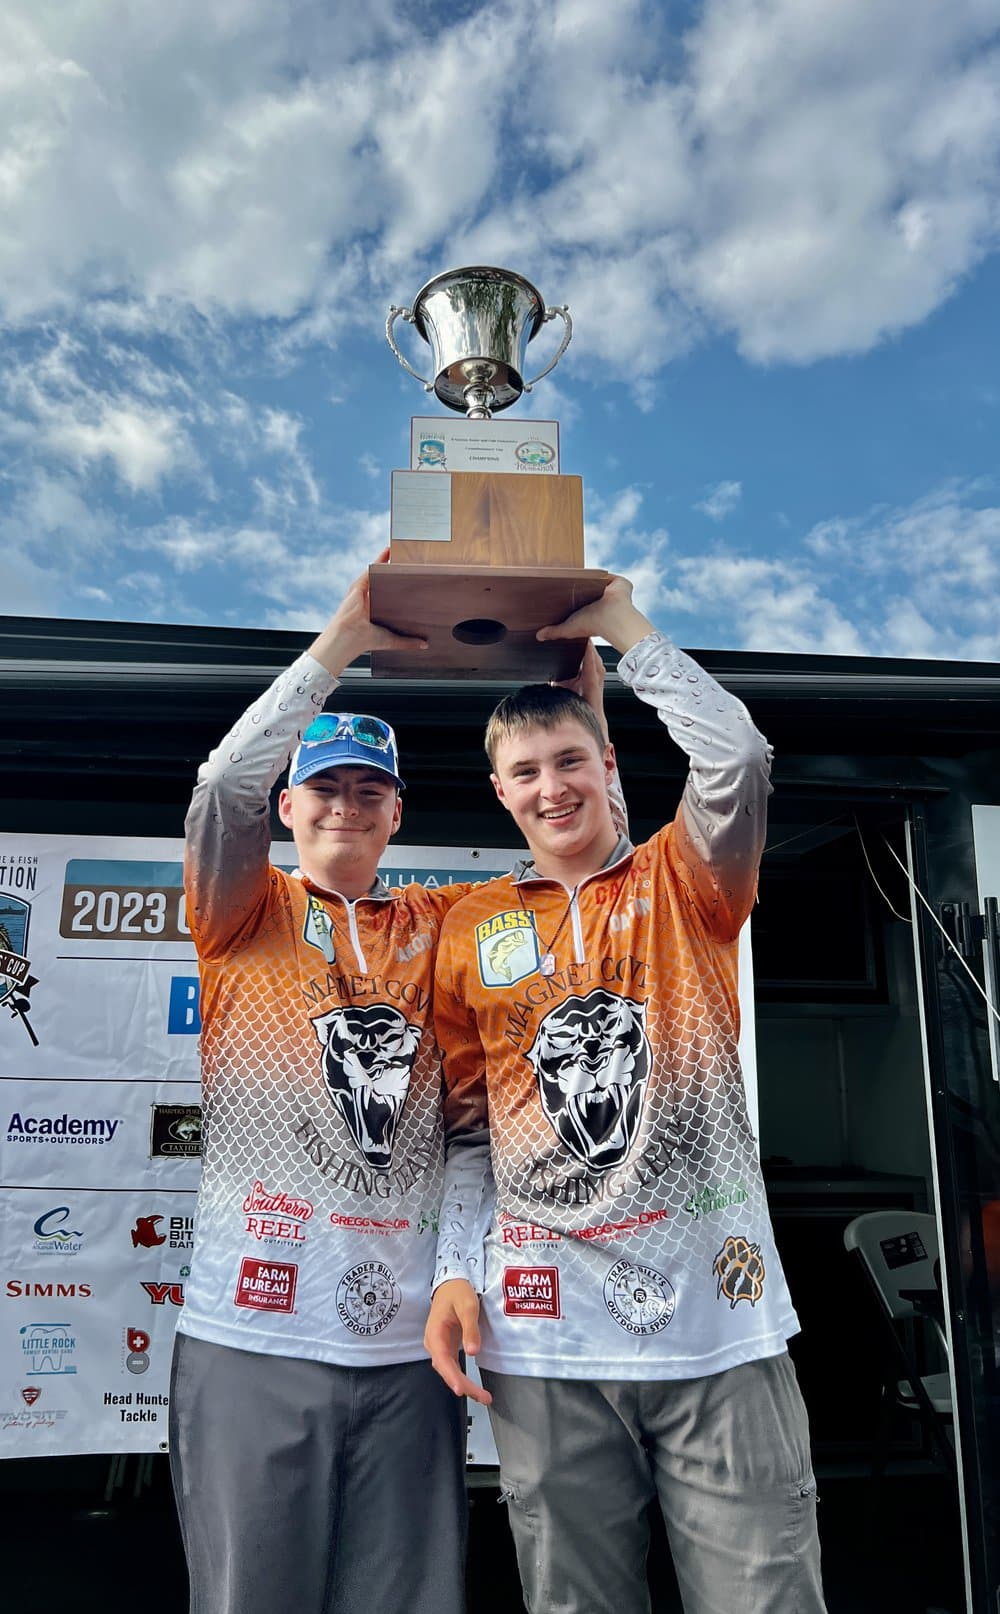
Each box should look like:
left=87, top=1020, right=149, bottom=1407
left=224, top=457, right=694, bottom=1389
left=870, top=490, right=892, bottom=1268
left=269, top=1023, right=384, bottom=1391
left=842, top=1210, right=954, bottom=1477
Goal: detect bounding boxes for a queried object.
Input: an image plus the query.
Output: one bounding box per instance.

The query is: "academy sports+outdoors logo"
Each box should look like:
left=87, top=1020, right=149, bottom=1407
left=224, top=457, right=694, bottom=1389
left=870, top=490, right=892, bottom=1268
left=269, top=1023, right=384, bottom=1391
left=7, top=1112, right=121, bottom=1144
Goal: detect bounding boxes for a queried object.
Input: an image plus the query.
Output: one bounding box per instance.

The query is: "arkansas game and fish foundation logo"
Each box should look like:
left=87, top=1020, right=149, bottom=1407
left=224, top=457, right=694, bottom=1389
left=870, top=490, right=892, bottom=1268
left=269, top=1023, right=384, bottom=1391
left=0, top=894, right=39, bottom=1046
left=515, top=440, right=556, bottom=470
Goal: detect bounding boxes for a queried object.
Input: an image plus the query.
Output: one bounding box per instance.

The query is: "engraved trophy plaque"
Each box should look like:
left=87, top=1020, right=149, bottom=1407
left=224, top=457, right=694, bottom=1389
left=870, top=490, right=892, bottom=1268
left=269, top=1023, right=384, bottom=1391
left=370, top=265, right=609, bottom=678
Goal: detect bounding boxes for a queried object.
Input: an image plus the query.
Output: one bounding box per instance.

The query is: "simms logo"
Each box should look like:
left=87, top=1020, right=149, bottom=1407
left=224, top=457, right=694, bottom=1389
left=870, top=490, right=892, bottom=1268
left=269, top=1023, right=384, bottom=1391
left=7, top=1113, right=121, bottom=1145
left=7, top=1281, right=92, bottom=1299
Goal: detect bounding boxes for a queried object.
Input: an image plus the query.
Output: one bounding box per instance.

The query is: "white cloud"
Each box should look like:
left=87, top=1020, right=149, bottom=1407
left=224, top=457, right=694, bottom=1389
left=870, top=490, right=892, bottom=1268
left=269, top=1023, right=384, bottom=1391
left=0, top=0, right=995, bottom=370
left=0, top=0, right=998, bottom=659
left=695, top=480, right=742, bottom=521
left=0, top=336, right=197, bottom=493
left=582, top=478, right=1000, bottom=659
left=800, top=483, right=1000, bottom=657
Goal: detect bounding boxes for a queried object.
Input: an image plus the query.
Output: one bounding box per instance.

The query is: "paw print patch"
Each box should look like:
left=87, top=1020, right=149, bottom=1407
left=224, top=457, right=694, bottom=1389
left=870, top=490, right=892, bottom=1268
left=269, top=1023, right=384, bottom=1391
left=713, top=1234, right=766, bottom=1308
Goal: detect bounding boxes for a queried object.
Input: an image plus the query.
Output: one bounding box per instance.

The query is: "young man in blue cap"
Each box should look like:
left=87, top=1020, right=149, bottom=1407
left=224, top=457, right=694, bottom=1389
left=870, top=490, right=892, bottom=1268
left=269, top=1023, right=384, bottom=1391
left=169, top=555, right=620, bottom=1614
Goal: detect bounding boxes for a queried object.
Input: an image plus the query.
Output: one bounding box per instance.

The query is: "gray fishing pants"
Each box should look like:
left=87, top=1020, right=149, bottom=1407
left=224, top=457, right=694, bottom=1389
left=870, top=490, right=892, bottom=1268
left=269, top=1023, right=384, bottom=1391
left=482, top=1351, right=826, bottom=1614
left=170, top=1332, right=467, bottom=1614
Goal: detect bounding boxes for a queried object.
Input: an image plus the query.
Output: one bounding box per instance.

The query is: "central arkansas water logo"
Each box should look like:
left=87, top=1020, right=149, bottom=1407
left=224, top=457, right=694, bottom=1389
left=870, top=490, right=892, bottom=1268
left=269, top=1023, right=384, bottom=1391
left=312, top=1004, right=419, bottom=1172
left=524, top=989, right=651, bottom=1172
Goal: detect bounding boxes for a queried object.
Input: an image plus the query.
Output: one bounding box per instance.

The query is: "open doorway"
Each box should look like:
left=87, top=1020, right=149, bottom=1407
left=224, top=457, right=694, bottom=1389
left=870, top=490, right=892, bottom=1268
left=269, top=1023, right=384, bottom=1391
left=753, top=805, right=965, bottom=1614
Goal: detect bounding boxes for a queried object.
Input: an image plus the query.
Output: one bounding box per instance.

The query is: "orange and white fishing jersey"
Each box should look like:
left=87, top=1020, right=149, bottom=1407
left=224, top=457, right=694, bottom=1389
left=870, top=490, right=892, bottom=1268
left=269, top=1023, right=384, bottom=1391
left=434, top=630, right=799, bottom=1380
left=178, top=651, right=478, bottom=1367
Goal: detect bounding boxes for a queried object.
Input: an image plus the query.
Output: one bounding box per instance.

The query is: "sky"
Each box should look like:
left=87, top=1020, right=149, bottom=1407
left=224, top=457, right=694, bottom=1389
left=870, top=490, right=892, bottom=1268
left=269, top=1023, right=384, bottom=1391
left=1, top=0, right=999, bottom=660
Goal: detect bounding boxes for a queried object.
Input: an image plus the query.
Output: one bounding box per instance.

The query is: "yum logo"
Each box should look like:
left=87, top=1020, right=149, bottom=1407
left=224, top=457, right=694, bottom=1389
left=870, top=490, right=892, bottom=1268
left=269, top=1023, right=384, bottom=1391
left=140, top=1281, right=184, bottom=1306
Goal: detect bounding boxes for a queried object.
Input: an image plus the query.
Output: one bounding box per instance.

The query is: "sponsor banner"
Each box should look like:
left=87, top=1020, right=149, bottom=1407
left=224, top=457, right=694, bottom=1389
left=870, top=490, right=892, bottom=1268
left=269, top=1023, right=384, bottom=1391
left=0, top=834, right=516, bottom=1458
left=0, top=832, right=760, bottom=1460
left=0, top=1185, right=196, bottom=1452
left=2, top=1080, right=202, bottom=1192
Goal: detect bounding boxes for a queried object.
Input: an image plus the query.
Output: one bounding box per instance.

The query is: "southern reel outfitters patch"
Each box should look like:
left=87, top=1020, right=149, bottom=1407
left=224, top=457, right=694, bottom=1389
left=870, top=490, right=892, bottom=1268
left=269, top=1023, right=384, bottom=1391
left=476, top=909, right=540, bottom=988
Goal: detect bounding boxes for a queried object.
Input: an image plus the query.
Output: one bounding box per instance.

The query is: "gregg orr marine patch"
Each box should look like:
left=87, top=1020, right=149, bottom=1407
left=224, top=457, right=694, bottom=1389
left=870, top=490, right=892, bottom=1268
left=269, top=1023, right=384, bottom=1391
left=476, top=909, right=540, bottom=988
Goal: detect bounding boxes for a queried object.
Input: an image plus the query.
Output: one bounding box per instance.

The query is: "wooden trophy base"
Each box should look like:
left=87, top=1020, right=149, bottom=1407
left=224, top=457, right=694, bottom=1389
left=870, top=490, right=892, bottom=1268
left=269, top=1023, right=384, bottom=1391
left=370, top=467, right=605, bottom=678
left=368, top=563, right=610, bottom=680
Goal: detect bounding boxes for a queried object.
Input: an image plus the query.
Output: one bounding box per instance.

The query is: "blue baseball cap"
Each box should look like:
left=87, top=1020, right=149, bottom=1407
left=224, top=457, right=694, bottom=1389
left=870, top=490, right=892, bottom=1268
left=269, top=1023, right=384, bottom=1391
left=290, top=713, right=405, bottom=790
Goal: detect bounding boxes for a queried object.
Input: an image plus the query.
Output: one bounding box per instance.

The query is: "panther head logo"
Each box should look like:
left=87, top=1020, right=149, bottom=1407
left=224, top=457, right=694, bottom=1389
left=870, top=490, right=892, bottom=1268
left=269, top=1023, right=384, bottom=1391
left=524, top=990, right=651, bottom=1172
left=311, top=1004, right=419, bottom=1172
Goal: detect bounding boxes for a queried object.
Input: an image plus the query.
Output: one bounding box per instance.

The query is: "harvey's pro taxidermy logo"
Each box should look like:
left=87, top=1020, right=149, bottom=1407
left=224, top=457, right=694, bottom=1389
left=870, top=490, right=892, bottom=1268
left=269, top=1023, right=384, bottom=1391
left=0, top=894, right=39, bottom=1046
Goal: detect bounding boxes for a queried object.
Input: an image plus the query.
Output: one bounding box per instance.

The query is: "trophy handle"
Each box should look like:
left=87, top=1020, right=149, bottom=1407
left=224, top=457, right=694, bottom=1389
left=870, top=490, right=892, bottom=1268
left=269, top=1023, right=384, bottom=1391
left=386, top=306, right=435, bottom=391
left=523, top=305, right=573, bottom=392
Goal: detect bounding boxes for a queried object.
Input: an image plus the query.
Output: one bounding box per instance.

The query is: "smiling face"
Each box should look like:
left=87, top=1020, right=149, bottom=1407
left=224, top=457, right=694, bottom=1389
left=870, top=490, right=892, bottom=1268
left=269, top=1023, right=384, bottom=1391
left=490, top=717, right=619, bottom=883
left=278, top=765, right=401, bottom=897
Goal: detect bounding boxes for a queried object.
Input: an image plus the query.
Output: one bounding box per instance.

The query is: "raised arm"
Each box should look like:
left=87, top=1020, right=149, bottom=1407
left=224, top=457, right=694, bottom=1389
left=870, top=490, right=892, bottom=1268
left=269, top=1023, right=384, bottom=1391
left=540, top=575, right=771, bottom=937
left=554, top=640, right=628, bottom=840
left=185, top=552, right=425, bottom=959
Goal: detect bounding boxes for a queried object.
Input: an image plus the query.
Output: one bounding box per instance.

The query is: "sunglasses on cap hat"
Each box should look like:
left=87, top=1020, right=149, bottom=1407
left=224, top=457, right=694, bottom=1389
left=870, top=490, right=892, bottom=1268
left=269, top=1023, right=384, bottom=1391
left=289, top=711, right=405, bottom=790
left=300, top=714, right=393, bottom=750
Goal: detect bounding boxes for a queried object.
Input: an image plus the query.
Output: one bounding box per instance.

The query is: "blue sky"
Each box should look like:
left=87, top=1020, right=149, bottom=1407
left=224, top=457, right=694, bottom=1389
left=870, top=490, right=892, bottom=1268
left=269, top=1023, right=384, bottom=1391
left=2, top=0, right=999, bottom=659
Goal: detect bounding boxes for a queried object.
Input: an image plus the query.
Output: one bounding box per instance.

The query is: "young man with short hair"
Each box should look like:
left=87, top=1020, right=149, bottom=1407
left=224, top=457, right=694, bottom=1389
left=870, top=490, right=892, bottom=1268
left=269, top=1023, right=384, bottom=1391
left=170, top=559, right=473, bottom=1614
left=169, top=557, right=620, bottom=1614
left=426, top=575, right=827, bottom=1614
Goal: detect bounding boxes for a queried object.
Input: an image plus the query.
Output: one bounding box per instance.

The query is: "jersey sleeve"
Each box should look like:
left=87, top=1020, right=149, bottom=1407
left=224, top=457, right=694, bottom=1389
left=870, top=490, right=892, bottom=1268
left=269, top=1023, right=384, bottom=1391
left=608, top=760, right=628, bottom=841
left=432, top=914, right=494, bottom=1291
left=619, top=630, right=771, bottom=940
left=184, top=652, right=337, bottom=960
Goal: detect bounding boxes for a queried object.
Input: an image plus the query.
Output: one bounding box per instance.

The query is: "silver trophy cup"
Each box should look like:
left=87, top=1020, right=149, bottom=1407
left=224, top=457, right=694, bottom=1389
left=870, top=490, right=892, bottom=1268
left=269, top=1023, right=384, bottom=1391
left=386, top=265, right=572, bottom=418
